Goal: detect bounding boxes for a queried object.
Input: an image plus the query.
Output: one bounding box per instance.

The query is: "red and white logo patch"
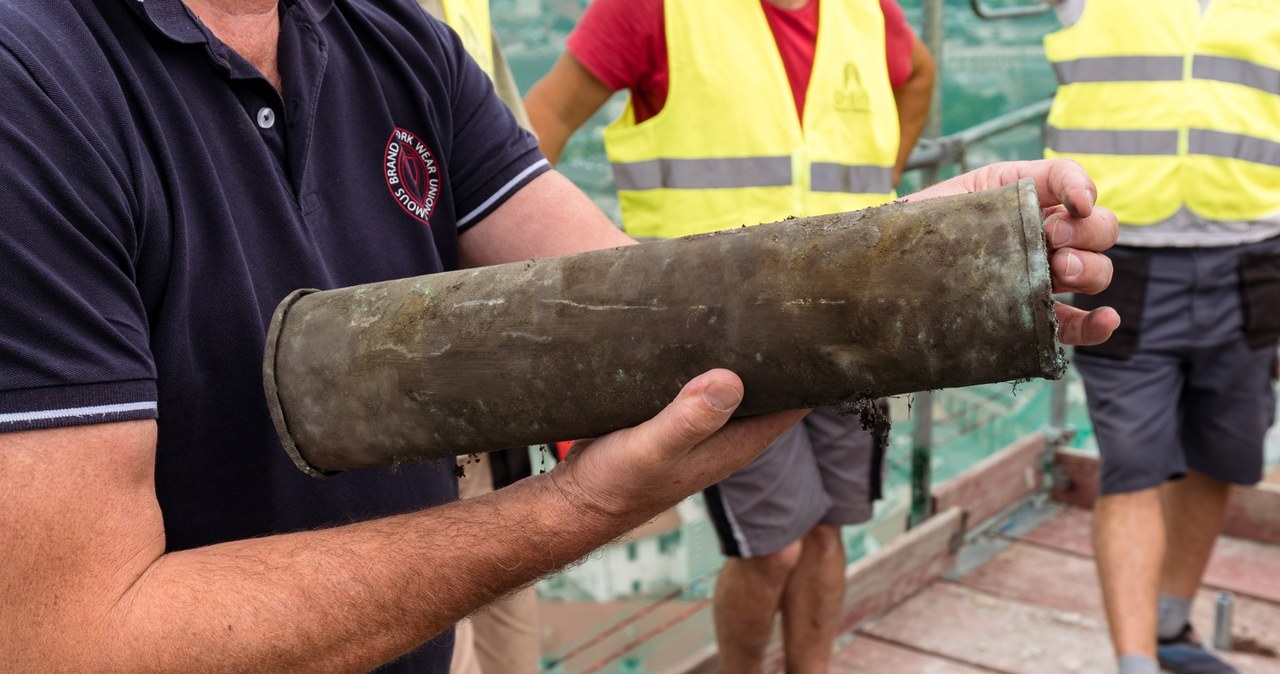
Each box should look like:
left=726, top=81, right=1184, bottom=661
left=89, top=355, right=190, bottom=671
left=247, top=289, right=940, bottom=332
left=384, top=127, right=440, bottom=226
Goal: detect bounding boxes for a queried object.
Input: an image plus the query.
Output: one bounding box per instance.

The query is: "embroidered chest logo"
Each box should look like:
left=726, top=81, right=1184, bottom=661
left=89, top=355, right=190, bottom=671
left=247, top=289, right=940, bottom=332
left=384, top=127, right=441, bottom=226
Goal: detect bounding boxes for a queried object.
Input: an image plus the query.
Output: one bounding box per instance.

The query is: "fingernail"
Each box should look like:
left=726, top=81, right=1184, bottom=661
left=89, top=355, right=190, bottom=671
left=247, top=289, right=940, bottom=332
left=1049, top=215, right=1071, bottom=246
left=704, top=382, right=742, bottom=411
left=1065, top=251, right=1082, bottom=276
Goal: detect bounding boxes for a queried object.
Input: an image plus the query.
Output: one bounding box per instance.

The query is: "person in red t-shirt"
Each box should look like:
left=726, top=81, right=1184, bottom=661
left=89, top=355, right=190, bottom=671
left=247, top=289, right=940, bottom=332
left=527, top=0, right=933, bottom=185
left=525, top=2, right=934, bottom=672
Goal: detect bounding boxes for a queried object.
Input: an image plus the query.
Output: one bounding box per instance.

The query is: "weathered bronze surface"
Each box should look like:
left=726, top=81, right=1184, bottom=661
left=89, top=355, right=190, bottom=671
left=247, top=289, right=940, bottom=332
left=264, top=178, right=1063, bottom=476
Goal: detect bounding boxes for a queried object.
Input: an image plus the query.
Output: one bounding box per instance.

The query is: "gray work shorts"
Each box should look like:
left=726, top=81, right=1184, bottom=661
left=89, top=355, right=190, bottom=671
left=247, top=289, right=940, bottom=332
left=702, top=404, right=887, bottom=558
left=1072, top=238, right=1280, bottom=495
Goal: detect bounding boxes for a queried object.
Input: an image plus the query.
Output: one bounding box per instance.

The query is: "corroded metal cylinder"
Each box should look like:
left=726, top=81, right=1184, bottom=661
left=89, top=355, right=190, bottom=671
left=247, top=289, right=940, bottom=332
left=264, top=177, right=1063, bottom=476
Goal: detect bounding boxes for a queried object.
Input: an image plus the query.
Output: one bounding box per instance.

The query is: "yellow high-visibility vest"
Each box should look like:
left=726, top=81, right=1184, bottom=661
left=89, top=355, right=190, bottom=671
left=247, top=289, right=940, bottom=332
left=1044, top=0, right=1280, bottom=226
left=603, top=0, right=899, bottom=239
left=441, top=0, right=494, bottom=77
left=424, top=0, right=532, bottom=130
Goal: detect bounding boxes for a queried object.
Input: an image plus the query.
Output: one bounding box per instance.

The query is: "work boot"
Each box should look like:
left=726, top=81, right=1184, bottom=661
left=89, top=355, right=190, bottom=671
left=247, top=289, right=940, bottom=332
left=1156, top=624, right=1239, bottom=674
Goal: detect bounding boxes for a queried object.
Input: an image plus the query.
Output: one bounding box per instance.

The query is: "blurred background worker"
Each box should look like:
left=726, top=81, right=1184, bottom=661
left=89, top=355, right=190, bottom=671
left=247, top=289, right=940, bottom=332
left=523, top=1, right=933, bottom=671
left=417, top=2, right=542, bottom=673
left=1045, top=2, right=1280, bottom=674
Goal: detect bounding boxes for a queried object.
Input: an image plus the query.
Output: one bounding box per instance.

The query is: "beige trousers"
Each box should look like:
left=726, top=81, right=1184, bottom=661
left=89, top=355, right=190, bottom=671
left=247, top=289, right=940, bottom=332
left=449, top=452, right=542, bottom=674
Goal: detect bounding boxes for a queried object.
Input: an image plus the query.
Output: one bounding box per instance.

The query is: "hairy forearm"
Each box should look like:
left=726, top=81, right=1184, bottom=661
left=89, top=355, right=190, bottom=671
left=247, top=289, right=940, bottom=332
left=47, top=470, right=647, bottom=673
left=7, top=350, right=780, bottom=673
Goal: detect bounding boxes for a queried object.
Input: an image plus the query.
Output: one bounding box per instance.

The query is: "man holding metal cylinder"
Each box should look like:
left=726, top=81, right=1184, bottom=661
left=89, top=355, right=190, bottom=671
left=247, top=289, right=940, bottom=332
left=0, top=0, right=1118, bottom=672
left=523, top=1, right=933, bottom=671
left=1045, top=2, right=1280, bottom=674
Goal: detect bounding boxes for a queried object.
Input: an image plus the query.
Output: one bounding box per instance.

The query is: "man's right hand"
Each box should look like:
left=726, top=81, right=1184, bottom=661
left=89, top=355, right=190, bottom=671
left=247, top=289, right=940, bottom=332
left=548, top=369, right=806, bottom=525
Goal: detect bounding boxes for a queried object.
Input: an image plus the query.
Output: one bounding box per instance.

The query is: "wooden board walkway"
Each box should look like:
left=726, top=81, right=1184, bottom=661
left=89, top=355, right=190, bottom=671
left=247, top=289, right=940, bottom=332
left=828, top=502, right=1280, bottom=673
left=543, top=440, right=1280, bottom=674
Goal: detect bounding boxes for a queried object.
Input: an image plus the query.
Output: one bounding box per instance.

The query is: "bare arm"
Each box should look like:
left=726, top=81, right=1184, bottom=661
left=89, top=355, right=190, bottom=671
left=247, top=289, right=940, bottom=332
left=892, top=33, right=935, bottom=188
left=459, top=169, right=635, bottom=266
left=523, top=50, right=616, bottom=165
left=0, top=174, right=792, bottom=673
left=0, top=379, right=802, bottom=673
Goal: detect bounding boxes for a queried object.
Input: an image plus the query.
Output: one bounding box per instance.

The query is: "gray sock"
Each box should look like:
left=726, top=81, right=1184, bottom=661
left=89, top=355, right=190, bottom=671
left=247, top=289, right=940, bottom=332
left=1158, top=593, right=1194, bottom=640
left=1118, top=654, right=1160, bottom=674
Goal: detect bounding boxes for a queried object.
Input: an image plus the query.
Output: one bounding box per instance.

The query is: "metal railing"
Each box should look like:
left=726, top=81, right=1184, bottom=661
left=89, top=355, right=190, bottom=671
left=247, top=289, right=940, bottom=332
left=905, top=98, right=1053, bottom=174
left=970, top=0, right=1053, bottom=21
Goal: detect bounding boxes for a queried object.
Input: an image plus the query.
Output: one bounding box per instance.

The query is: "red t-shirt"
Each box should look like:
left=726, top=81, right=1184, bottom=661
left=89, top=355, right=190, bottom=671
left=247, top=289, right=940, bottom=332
left=566, top=0, right=915, bottom=123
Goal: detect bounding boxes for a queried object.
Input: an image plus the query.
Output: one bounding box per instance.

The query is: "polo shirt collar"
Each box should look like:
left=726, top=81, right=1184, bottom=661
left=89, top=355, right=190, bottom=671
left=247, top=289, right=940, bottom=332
left=125, top=0, right=335, bottom=45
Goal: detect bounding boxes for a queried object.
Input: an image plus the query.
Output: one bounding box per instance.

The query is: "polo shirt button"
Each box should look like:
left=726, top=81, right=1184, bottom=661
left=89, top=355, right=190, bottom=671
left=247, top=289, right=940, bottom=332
left=256, top=107, right=276, bottom=129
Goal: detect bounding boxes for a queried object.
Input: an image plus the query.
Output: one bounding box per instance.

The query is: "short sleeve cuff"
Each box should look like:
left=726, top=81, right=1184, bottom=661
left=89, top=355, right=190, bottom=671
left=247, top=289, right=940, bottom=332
left=455, top=151, right=552, bottom=232
left=0, top=380, right=158, bottom=433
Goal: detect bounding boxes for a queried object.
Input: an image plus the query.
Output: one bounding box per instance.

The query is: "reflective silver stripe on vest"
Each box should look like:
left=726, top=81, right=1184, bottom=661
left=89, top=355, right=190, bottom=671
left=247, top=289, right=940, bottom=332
left=1189, top=129, right=1280, bottom=168
left=1045, top=126, right=1180, bottom=156
left=1193, top=55, right=1280, bottom=96
left=1054, top=55, right=1280, bottom=95
left=611, top=156, right=792, bottom=191
left=1053, top=56, right=1183, bottom=85
left=810, top=163, right=894, bottom=194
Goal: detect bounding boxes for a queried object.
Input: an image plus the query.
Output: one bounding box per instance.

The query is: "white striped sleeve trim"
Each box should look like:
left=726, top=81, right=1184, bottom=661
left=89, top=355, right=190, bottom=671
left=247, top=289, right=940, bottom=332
left=456, top=158, right=550, bottom=227
left=0, top=401, right=157, bottom=426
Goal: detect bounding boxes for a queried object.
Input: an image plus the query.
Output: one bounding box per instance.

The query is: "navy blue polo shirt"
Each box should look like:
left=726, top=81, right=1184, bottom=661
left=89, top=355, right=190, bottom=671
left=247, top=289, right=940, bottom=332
left=0, top=0, right=549, bottom=670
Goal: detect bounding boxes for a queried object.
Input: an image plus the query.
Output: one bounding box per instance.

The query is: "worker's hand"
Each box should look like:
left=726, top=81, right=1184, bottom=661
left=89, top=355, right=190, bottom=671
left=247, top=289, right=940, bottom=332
left=905, top=158, right=1121, bottom=346
left=549, top=370, right=805, bottom=524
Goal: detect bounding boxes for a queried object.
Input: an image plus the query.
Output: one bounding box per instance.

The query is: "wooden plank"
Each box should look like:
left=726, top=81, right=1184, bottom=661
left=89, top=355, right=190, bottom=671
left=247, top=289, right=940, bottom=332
left=1050, top=449, right=1280, bottom=546
left=1048, top=447, right=1099, bottom=509
left=662, top=644, right=718, bottom=674
left=957, top=540, right=1280, bottom=661
left=1200, top=536, right=1280, bottom=605
left=857, top=585, right=1280, bottom=674
left=932, top=434, right=1046, bottom=530
left=1019, top=504, right=1280, bottom=604
left=859, top=582, right=1116, bottom=673
left=957, top=541, right=1103, bottom=618
left=1018, top=504, right=1093, bottom=558
left=1224, top=481, right=1280, bottom=545
left=831, top=634, right=996, bottom=673
left=1216, top=652, right=1280, bottom=674
left=835, top=507, right=966, bottom=634
left=539, top=598, right=714, bottom=674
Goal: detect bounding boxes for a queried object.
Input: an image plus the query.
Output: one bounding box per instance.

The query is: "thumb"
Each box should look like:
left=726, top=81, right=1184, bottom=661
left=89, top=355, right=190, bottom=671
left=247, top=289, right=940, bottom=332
left=634, top=369, right=744, bottom=456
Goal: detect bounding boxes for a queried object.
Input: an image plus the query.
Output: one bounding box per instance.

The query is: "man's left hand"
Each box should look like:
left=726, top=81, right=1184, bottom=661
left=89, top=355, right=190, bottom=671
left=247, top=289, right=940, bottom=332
left=904, top=158, right=1121, bottom=347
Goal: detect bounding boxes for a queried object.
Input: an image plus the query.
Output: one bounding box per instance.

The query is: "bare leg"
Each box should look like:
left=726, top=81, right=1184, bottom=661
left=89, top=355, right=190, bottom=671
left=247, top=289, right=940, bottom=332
left=780, top=524, right=846, bottom=674
left=1159, top=470, right=1232, bottom=602
left=713, top=540, right=802, bottom=674
left=1094, top=488, right=1165, bottom=658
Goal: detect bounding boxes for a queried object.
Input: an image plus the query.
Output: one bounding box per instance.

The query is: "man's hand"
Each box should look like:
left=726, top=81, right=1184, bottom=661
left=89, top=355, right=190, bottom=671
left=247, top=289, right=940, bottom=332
left=550, top=370, right=806, bottom=525
left=904, top=158, right=1121, bottom=347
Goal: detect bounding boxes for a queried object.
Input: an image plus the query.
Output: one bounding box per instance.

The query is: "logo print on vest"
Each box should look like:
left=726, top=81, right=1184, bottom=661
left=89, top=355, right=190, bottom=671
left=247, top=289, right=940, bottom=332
left=384, top=127, right=441, bottom=226
left=834, top=63, right=870, bottom=113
